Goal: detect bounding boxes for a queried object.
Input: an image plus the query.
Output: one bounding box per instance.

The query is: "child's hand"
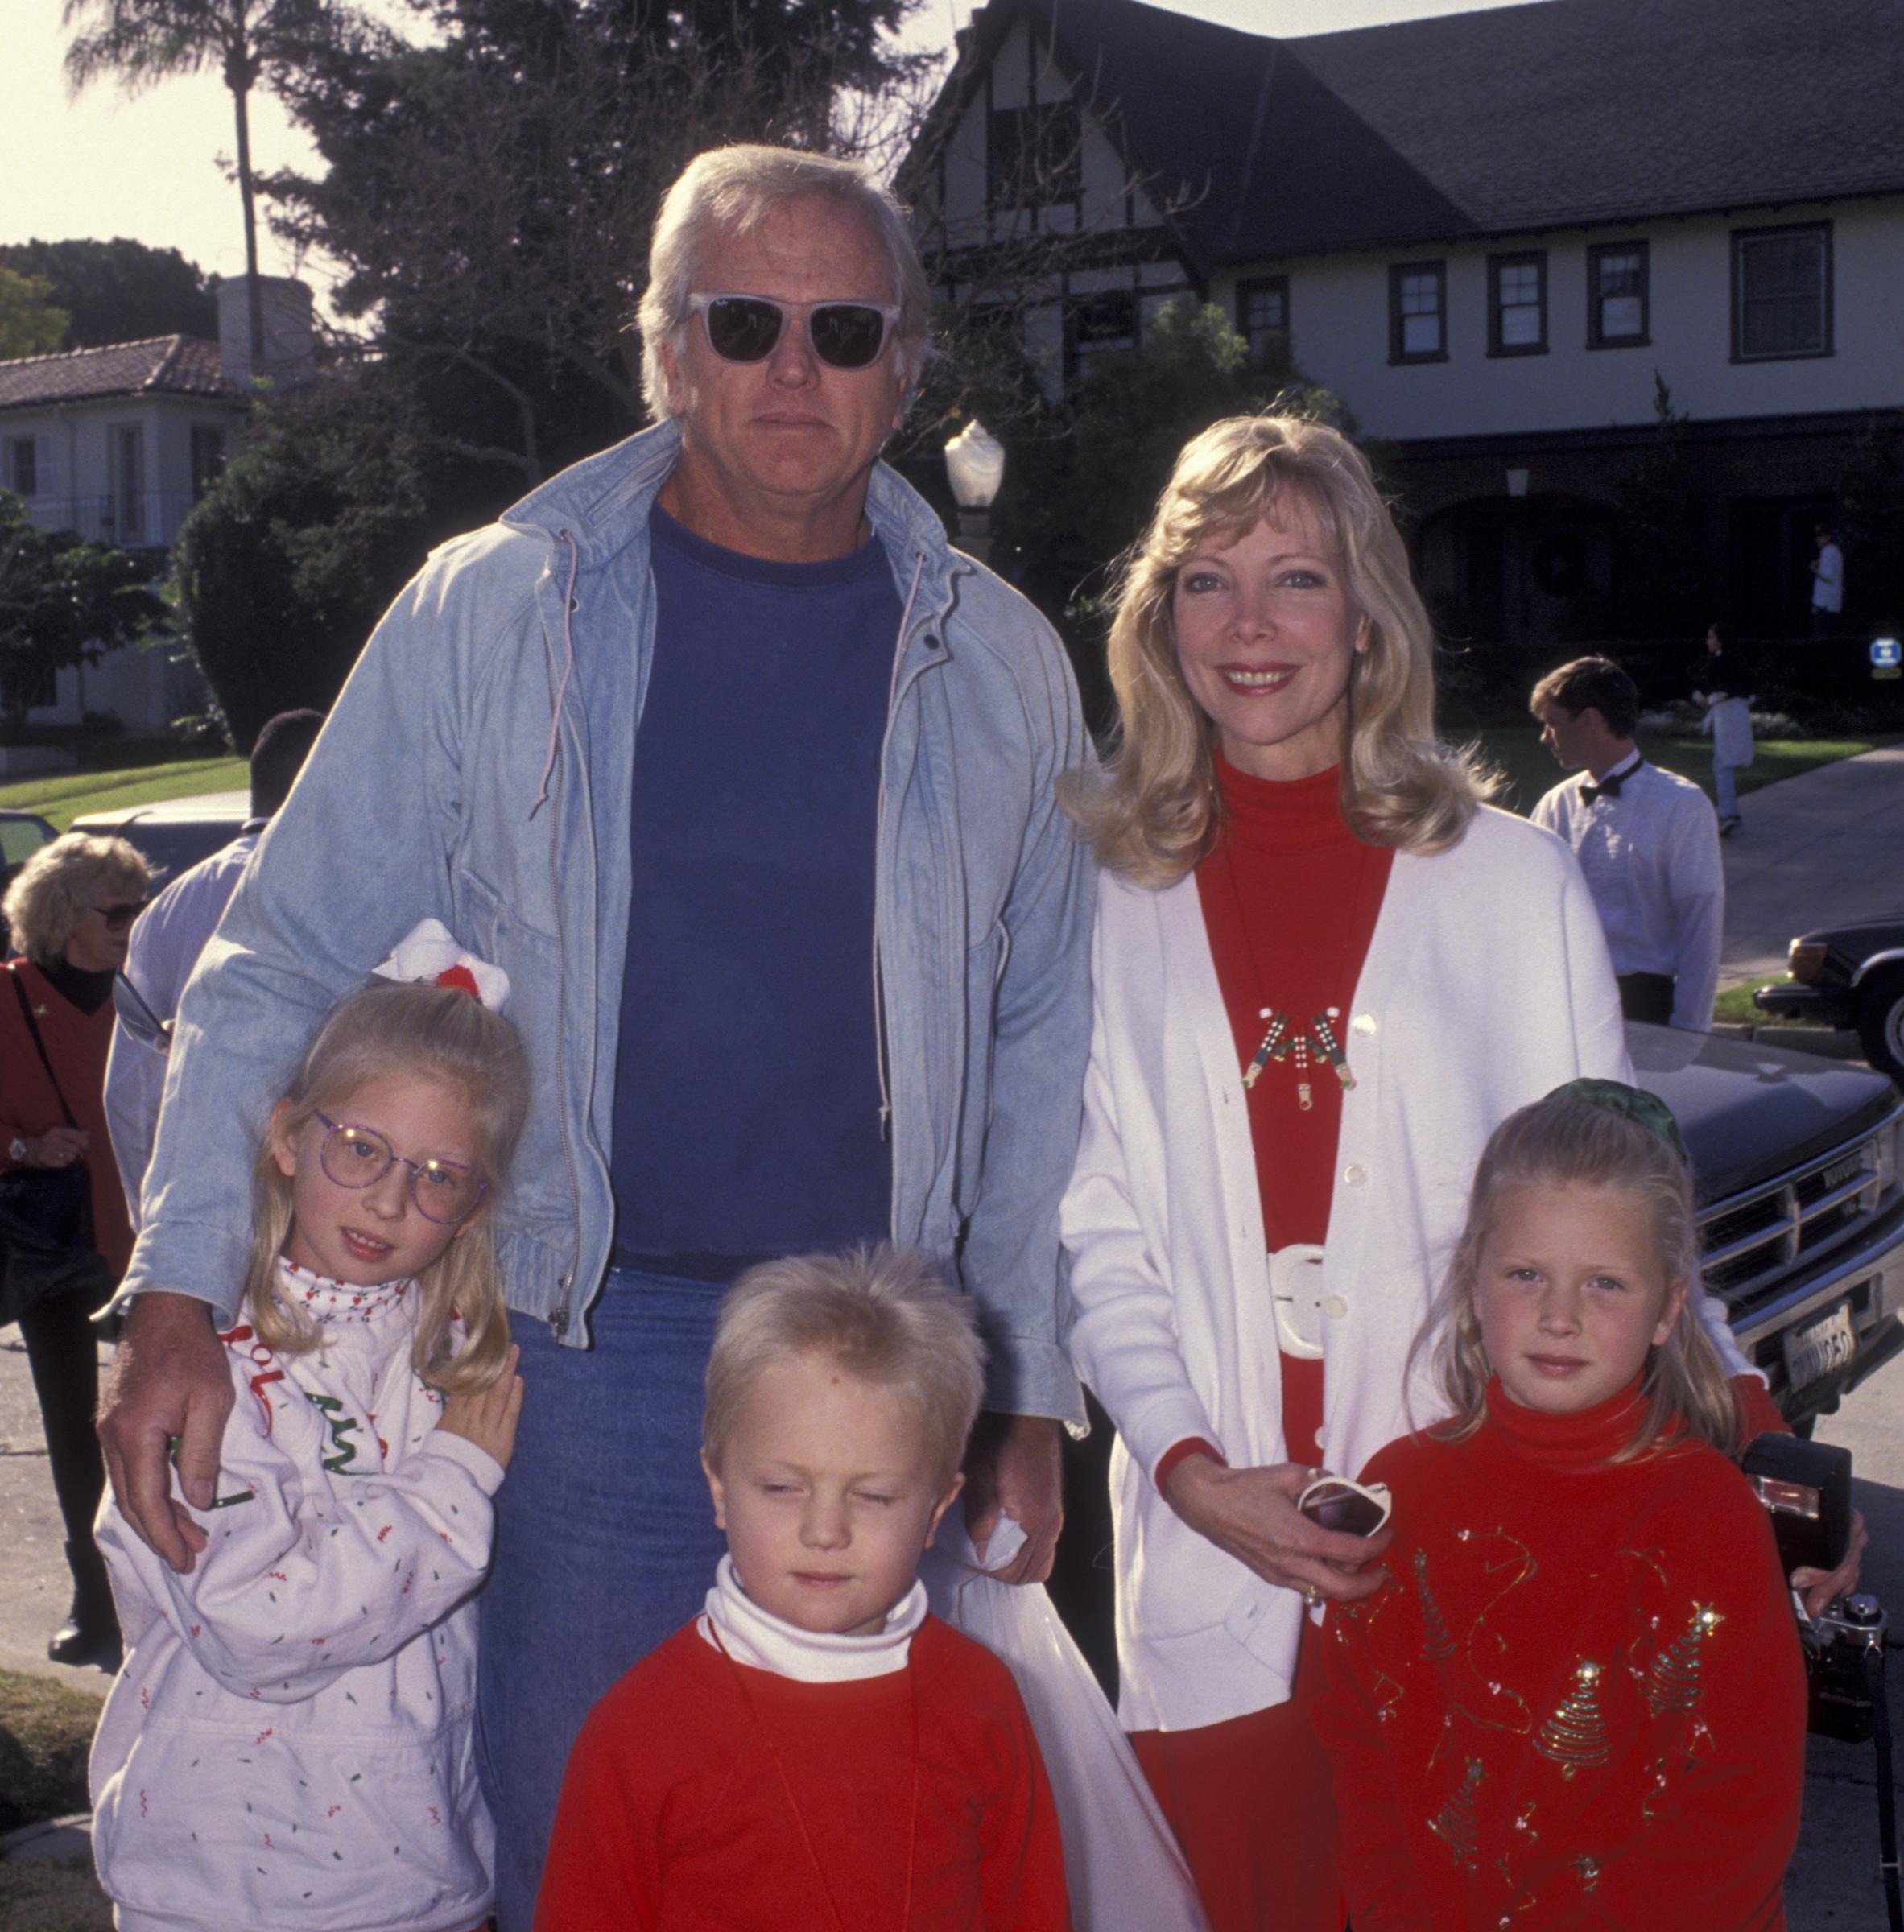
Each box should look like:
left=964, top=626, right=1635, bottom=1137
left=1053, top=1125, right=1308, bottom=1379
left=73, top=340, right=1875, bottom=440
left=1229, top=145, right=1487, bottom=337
left=437, top=1345, right=524, bottom=1471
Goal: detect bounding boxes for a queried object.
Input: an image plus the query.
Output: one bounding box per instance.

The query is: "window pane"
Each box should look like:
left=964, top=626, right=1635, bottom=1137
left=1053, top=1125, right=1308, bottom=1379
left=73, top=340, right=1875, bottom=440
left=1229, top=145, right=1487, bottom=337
left=1402, top=311, right=1440, bottom=355
left=1600, top=293, right=1644, bottom=338
left=1740, top=231, right=1825, bottom=356
left=1499, top=303, right=1540, bottom=346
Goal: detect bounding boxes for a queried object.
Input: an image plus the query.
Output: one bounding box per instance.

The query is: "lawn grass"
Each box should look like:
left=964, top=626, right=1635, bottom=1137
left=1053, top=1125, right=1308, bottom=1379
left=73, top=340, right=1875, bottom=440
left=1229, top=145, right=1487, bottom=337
left=1466, top=724, right=1899, bottom=816
left=0, top=756, right=248, bottom=831
left=0, top=1856, right=113, bottom=1932
left=0, top=1670, right=101, bottom=1835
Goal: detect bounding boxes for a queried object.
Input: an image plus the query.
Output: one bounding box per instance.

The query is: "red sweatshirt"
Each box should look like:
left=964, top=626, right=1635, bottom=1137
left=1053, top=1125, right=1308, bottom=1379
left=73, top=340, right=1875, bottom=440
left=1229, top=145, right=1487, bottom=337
left=1312, top=1381, right=1806, bottom=1930
left=535, top=1614, right=1071, bottom=1931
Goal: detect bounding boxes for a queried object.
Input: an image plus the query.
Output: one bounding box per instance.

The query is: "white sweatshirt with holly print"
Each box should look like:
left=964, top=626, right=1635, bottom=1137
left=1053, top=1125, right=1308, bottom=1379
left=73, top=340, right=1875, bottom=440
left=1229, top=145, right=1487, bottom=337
left=90, top=1259, right=502, bottom=1932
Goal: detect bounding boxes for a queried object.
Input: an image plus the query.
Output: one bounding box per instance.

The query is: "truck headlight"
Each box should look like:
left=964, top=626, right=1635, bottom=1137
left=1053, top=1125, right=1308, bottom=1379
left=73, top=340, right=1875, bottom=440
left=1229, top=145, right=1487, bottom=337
left=1790, top=939, right=1829, bottom=984
left=1877, top=1117, right=1902, bottom=1199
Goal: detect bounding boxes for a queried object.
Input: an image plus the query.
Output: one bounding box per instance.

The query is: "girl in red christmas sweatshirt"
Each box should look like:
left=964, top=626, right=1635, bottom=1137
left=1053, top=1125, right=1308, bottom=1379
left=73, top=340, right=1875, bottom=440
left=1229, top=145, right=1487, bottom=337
left=1313, top=1080, right=1807, bottom=1930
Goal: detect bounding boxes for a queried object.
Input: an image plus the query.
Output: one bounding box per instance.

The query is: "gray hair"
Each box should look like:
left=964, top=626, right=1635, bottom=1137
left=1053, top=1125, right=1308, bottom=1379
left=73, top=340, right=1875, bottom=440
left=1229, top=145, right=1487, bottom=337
left=638, top=144, right=931, bottom=420
left=2, top=832, right=148, bottom=968
left=704, top=1244, right=985, bottom=1480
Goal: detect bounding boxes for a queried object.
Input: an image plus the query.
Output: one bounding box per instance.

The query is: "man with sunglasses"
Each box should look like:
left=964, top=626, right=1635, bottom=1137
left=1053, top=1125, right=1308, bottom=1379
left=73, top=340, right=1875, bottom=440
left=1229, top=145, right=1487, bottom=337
left=97, top=142, right=1093, bottom=1926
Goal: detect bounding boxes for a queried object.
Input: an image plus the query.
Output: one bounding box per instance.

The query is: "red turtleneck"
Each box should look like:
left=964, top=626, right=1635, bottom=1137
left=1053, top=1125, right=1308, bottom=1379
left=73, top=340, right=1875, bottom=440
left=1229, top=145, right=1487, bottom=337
left=1313, top=1379, right=1806, bottom=1930
left=1187, top=757, right=1394, bottom=1470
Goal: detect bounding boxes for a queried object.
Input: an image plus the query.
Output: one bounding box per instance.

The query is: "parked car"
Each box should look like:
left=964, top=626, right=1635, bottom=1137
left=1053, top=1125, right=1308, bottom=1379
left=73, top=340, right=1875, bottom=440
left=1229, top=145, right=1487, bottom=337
left=1633, top=1021, right=1904, bottom=1430
left=0, top=807, right=58, bottom=955
left=68, top=790, right=252, bottom=894
left=1753, top=916, right=1904, bottom=1088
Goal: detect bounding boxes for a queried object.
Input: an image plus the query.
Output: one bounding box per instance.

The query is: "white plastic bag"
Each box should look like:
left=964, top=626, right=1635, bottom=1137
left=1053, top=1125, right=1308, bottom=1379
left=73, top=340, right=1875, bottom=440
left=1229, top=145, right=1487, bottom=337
left=920, top=1502, right=1212, bottom=1932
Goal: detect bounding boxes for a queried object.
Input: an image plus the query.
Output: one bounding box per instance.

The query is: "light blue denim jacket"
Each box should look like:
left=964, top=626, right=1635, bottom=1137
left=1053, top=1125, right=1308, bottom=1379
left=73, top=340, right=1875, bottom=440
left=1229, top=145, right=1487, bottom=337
left=125, top=421, right=1096, bottom=1423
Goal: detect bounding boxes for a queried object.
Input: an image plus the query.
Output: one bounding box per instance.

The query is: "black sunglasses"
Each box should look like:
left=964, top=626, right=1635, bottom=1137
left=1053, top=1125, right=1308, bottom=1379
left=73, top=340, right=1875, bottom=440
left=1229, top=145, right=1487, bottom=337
left=94, top=899, right=147, bottom=933
left=687, top=293, right=902, bottom=371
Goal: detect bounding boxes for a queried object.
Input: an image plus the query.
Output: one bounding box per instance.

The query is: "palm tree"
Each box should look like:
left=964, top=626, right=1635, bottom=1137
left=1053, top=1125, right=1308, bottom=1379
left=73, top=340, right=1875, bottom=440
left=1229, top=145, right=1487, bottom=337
left=63, top=0, right=324, bottom=369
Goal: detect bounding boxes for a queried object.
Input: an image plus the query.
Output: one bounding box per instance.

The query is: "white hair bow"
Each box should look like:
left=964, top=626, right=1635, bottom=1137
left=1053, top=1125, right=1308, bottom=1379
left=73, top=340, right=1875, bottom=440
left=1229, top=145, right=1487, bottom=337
left=372, top=918, right=510, bottom=1012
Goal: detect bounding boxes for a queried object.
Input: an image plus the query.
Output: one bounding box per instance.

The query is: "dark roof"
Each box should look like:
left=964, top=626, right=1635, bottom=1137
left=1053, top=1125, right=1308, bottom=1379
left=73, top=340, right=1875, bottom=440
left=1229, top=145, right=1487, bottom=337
left=0, top=336, right=237, bottom=411
left=940, top=0, right=1904, bottom=264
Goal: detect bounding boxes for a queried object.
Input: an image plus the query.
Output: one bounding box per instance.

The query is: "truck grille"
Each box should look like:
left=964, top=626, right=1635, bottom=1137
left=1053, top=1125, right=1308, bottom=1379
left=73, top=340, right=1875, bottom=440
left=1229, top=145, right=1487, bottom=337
left=1700, top=1129, right=1894, bottom=1323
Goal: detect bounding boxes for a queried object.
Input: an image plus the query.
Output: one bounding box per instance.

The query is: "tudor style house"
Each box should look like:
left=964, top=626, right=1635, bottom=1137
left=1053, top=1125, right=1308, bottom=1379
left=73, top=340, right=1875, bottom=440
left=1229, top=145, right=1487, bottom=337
left=905, top=0, right=1904, bottom=646
left=0, top=275, right=312, bottom=733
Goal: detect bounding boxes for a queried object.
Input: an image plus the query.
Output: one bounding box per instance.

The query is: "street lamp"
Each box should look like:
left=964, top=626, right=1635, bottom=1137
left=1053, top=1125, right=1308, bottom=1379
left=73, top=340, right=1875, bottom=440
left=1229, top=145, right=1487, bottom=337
left=944, top=419, right=1006, bottom=564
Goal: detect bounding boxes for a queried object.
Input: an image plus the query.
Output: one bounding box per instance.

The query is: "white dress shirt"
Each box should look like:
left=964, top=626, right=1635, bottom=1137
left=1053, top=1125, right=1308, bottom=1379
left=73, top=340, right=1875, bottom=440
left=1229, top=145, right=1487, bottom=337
left=104, top=828, right=260, bottom=1224
left=1532, top=756, right=1724, bottom=1030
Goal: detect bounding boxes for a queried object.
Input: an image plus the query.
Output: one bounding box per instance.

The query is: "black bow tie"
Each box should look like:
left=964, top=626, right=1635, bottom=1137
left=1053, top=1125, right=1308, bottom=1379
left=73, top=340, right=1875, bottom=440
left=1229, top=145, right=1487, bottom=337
left=1582, top=761, right=1641, bottom=804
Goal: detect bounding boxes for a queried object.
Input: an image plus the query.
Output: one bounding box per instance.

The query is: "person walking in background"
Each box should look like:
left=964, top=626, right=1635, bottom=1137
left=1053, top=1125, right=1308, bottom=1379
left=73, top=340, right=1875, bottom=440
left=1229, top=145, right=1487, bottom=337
left=1530, top=656, right=1724, bottom=1032
left=94, top=142, right=1092, bottom=1927
left=105, top=708, right=326, bottom=1223
left=1811, top=522, right=1844, bottom=636
left=0, top=833, right=149, bottom=1665
left=1693, top=621, right=1754, bottom=837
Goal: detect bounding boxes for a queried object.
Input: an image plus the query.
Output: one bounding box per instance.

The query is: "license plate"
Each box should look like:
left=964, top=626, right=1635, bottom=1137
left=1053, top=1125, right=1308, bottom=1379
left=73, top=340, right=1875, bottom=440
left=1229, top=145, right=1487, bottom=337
left=1783, top=1300, right=1857, bottom=1393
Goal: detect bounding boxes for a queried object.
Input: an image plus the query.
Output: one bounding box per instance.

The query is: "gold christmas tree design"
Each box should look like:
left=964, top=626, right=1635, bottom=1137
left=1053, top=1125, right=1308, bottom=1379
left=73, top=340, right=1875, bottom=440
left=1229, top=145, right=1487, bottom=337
left=1414, top=1548, right=1456, bottom=1662
left=1534, top=1659, right=1610, bottom=1778
left=1642, top=1604, right=1724, bottom=1717
left=1427, top=1758, right=1485, bottom=1870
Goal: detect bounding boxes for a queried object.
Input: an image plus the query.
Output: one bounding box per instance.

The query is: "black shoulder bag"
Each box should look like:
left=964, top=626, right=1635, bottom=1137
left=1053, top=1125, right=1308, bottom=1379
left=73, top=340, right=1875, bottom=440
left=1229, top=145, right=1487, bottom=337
left=0, top=971, right=115, bottom=1325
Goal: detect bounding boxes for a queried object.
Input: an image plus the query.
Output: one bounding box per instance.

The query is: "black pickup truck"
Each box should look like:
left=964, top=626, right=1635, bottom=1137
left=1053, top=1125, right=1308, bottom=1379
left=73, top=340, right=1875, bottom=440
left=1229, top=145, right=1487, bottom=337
left=1633, top=1022, right=1904, bottom=1428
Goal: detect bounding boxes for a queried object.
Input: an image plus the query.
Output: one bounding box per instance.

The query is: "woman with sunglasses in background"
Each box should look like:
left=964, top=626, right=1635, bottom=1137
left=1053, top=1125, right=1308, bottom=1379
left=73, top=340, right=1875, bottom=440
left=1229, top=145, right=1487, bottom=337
left=1057, top=415, right=1778, bottom=1931
left=1, top=832, right=148, bottom=1664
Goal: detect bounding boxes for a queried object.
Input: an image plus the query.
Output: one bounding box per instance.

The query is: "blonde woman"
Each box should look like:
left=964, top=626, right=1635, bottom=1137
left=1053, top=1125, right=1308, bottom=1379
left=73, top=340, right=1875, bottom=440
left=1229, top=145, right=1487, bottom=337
left=1, top=833, right=148, bottom=1665
left=1058, top=415, right=1774, bottom=1930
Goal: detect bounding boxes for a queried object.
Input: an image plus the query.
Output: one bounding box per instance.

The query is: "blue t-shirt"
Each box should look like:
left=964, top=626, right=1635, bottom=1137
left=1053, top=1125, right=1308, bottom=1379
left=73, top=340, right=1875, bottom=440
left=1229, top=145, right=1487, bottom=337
left=609, top=506, right=898, bottom=1275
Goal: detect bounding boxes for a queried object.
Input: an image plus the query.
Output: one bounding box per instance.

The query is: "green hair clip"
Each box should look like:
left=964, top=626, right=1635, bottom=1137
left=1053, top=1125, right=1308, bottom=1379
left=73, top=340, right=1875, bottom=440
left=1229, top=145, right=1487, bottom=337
left=1547, top=1078, right=1688, bottom=1164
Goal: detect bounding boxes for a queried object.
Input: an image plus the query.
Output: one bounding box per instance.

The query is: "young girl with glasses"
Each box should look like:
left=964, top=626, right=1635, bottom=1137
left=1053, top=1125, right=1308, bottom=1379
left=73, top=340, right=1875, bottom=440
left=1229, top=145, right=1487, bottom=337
left=1312, top=1080, right=1807, bottom=1930
left=91, top=927, right=529, bottom=1932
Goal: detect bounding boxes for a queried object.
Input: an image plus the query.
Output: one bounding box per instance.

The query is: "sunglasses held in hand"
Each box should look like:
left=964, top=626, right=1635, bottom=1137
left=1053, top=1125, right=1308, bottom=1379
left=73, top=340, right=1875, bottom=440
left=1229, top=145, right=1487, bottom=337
left=1297, top=1474, right=1393, bottom=1538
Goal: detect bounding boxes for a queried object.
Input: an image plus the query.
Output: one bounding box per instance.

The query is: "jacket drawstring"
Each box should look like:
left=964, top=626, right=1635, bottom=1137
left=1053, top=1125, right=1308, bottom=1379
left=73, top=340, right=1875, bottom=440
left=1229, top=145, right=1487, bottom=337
left=531, top=530, right=581, bottom=818
left=872, top=548, right=931, bottom=1141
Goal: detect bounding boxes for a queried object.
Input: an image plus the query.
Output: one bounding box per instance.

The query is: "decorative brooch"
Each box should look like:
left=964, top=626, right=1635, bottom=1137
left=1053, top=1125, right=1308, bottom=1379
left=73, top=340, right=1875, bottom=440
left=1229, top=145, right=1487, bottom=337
left=1243, top=1007, right=1356, bottom=1110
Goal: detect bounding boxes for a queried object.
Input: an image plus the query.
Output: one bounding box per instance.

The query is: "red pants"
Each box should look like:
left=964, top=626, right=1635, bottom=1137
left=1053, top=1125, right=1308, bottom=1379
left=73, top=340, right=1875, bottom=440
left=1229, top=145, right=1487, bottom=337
left=1132, top=1623, right=1344, bottom=1932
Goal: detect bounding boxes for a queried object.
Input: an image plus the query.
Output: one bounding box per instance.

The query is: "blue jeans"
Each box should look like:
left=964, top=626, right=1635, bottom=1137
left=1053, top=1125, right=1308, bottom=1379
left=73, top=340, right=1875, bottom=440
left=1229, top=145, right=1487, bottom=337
left=1715, top=761, right=1740, bottom=819
left=476, top=1267, right=729, bottom=1930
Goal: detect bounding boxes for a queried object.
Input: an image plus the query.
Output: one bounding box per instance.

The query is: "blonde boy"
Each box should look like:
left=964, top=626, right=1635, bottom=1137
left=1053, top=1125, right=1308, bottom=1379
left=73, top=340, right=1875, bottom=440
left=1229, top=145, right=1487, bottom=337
left=535, top=1245, right=1071, bottom=1930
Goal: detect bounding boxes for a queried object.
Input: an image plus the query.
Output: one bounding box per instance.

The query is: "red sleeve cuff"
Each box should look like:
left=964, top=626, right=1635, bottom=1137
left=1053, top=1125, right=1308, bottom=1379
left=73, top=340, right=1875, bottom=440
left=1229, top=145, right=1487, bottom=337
left=1154, top=1436, right=1226, bottom=1496
left=1733, top=1373, right=1790, bottom=1449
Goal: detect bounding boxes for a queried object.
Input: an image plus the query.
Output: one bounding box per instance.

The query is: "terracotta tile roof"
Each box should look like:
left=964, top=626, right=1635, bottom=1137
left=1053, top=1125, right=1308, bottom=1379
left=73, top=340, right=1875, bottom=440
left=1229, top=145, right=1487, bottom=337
left=0, top=336, right=237, bottom=411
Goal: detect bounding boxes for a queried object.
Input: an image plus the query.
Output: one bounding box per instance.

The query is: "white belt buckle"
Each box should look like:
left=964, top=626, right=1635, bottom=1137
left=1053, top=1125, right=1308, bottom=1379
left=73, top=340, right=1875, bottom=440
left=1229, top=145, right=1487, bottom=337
left=1270, top=1243, right=1327, bottom=1360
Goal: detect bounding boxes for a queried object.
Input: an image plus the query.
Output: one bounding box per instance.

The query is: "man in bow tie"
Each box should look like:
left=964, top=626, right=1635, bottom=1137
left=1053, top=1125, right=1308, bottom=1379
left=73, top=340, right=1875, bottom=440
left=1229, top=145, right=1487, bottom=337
left=1529, top=655, right=1724, bottom=1031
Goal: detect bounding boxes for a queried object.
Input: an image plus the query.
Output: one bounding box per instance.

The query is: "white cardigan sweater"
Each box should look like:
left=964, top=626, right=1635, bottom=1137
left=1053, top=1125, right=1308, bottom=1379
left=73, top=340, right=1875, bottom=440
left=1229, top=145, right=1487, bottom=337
left=1061, top=805, right=1749, bottom=1733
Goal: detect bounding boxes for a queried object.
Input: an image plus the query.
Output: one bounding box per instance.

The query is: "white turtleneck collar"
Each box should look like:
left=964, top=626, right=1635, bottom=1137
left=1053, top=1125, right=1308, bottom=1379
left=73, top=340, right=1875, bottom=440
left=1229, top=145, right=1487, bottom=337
left=273, top=1256, right=415, bottom=1324
left=698, top=1553, right=926, bottom=1682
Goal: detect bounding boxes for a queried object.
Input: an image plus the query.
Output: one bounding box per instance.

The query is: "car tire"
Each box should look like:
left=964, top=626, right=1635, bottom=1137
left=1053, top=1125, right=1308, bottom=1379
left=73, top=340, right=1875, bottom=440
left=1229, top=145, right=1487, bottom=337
left=1854, top=964, right=1904, bottom=1088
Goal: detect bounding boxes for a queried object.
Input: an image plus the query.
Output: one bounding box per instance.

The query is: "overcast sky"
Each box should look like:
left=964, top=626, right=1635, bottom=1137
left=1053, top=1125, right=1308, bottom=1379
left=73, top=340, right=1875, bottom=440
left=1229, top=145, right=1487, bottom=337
left=4, top=0, right=1536, bottom=307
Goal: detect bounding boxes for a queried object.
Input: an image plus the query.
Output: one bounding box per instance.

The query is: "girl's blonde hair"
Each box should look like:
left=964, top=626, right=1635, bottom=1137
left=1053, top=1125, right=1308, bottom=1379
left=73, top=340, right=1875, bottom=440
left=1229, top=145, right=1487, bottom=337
left=1419, top=1085, right=1739, bottom=1459
left=1065, top=411, right=1494, bottom=887
left=243, top=979, right=531, bottom=1394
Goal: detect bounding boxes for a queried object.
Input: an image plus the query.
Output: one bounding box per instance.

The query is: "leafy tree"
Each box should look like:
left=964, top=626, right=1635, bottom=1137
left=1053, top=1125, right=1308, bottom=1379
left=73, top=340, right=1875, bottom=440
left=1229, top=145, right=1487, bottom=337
left=262, top=0, right=930, bottom=485
left=1613, top=375, right=1708, bottom=639
left=62, top=0, right=334, bottom=365
left=0, top=493, right=163, bottom=733
left=168, top=382, right=442, bottom=746
left=0, top=270, right=70, bottom=358
left=0, top=238, right=214, bottom=346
